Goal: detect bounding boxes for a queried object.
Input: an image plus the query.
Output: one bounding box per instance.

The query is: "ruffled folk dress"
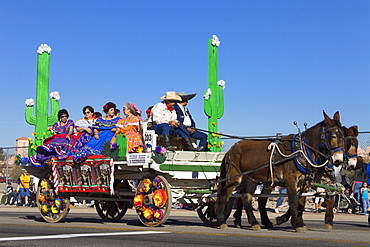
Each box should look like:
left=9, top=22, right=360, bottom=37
left=111, top=115, right=143, bottom=152
left=69, top=118, right=100, bottom=162
left=85, top=117, right=120, bottom=153
left=30, top=120, right=76, bottom=166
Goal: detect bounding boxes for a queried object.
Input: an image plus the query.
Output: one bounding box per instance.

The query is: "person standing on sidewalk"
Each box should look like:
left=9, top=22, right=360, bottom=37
left=352, top=157, right=367, bottom=204
left=19, top=171, right=31, bottom=206
left=360, top=182, right=369, bottom=215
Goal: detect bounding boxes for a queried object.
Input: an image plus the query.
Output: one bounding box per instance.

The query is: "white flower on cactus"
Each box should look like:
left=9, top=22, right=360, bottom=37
left=217, top=80, right=226, bottom=90
left=204, top=88, right=212, bottom=100
left=37, top=44, right=52, bottom=54
left=25, top=98, right=34, bottom=106
left=212, top=35, right=220, bottom=47
left=50, top=91, right=60, bottom=101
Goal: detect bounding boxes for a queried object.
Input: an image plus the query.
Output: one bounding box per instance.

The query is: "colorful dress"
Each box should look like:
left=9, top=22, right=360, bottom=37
left=111, top=115, right=143, bottom=152
left=85, top=117, right=120, bottom=153
left=69, top=118, right=100, bottom=162
left=29, top=120, right=75, bottom=166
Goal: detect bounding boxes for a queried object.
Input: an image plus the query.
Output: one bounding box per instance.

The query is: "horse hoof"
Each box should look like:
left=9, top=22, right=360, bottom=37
left=265, top=224, right=274, bottom=230
left=303, top=225, right=308, bottom=231
left=251, top=224, right=262, bottom=231
left=325, top=224, right=333, bottom=230
left=234, top=221, right=242, bottom=228
left=273, top=217, right=281, bottom=226
left=295, top=227, right=306, bottom=233
left=219, top=224, right=228, bottom=230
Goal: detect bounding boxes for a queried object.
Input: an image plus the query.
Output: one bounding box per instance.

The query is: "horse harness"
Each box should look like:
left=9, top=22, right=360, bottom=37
left=218, top=124, right=343, bottom=187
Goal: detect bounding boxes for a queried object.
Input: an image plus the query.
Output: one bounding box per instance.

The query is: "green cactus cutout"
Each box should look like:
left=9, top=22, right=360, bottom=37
left=25, top=44, right=60, bottom=155
left=204, top=36, right=225, bottom=152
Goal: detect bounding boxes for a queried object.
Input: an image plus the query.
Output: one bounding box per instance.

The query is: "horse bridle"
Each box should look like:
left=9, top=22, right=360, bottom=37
left=319, top=125, right=344, bottom=159
left=343, top=135, right=358, bottom=159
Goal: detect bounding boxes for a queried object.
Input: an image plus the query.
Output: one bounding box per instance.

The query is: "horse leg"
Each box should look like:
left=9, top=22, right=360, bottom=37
left=216, top=181, right=239, bottom=229
left=273, top=196, right=305, bottom=227
left=273, top=207, right=291, bottom=226
left=232, top=197, right=243, bottom=228
left=324, top=196, right=334, bottom=230
left=286, top=183, right=305, bottom=232
left=297, top=196, right=307, bottom=230
left=240, top=192, right=261, bottom=230
left=258, top=187, right=273, bottom=229
left=239, top=182, right=262, bottom=230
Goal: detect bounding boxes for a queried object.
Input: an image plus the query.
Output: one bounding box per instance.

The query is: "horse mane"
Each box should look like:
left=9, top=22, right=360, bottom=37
left=301, top=120, right=323, bottom=148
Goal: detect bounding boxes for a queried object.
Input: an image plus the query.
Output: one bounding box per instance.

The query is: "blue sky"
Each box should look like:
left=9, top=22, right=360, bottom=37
left=0, top=1, right=369, bottom=150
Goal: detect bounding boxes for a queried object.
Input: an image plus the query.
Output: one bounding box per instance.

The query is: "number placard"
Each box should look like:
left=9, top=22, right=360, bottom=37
left=127, top=153, right=149, bottom=166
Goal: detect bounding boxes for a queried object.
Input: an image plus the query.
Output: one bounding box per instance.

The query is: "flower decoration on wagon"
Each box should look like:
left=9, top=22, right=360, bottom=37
left=134, top=176, right=168, bottom=221
left=25, top=98, right=34, bottom=106
left=50, top=91, right=60, bottom=101
left=146, top=144, right=167, bottom=164
left=217, top=80, right=226, bottom=90
left=211, top=34, right=221, bottom=47
left=204, top=88, right=212, bottom=100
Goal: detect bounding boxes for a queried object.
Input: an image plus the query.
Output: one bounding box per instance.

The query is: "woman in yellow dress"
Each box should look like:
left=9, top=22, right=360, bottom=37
left=111, top=103, right=143, bottom=152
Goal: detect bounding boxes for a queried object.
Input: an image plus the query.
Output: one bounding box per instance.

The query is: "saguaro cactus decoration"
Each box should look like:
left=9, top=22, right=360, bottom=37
left=25, top=44, right=60, bottom=155
left=204, top=35, right=225, bottom=152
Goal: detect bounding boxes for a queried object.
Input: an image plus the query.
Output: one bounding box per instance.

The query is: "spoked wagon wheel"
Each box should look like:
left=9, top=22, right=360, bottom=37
left=134, top=175, right=172, bottom=227
left=197, top=196, right=233, bottom=226
left=95, top=180, right=130, bottom=222
left=36, top=174, right=70, bottom=223
left=95, top=199, right=128, bottom=222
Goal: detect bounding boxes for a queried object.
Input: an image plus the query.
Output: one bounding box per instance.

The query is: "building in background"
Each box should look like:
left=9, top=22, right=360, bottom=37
left=15, top=137, right=28, bottom=157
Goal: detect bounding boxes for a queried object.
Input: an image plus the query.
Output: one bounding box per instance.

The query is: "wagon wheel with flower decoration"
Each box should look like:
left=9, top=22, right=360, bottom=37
left=36, top=174, right=70, bottom=223
left=134, top=175, right=172, bottom=227
left=95, top=180, right=130, bottom=222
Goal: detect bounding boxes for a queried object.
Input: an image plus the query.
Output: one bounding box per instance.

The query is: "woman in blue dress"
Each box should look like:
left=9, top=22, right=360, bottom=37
left=85, top=102, right=120, bottom=154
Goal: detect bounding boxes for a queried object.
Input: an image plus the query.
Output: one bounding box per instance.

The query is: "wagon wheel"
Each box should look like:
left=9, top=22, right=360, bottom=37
left=197, top=196, right=233, bottom=226
left=36, top=174, right=70, bottom=223
left=134, top=175, right=172, bottom=227
left=95, top=199, right=128, bottom=222
left=95, top=180, right=130, bottom=222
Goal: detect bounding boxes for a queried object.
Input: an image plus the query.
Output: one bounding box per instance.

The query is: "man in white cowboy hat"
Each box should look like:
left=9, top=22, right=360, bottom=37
left=174, top=92, right=207, bottom=151
left=149, top=91, right=189, bottom=150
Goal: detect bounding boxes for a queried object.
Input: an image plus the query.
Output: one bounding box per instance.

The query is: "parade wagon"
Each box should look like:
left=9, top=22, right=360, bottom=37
left=23, top=128, right=225, bottom=227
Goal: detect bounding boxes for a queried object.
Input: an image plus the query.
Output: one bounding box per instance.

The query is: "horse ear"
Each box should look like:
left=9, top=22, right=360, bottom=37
left=343, top=126, right=348, bottom=136
left=333, top=111, right=340, bottom=121
left=351, top=125, right=359, bottom=136
left=323, top=110, right=332, bottom=123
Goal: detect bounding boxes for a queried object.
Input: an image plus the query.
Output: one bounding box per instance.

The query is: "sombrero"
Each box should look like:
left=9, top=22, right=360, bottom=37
left=160, top=91, right=182, bottom=101
left=177, top=92, right=196, bottom=102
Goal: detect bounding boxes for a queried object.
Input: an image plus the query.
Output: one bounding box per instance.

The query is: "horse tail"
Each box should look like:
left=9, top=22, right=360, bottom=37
left=218, top=143, right=237, bottom=196
left=218, top=156, right=227, bottom=196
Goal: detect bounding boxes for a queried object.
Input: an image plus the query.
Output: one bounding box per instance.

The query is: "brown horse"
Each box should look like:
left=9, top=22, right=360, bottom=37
left=215, top=111, right=344, bottom=232
left=271, top=125, right=359, bottom=229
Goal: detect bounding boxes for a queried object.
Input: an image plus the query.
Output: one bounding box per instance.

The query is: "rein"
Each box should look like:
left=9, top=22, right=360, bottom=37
left=189, top=125, right=275, bottom=140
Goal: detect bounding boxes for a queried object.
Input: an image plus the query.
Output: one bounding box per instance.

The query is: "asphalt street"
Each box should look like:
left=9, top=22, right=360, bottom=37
left=0, top=205, right=369, bottom=247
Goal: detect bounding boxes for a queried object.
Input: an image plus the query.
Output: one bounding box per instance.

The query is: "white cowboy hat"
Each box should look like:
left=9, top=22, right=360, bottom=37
left=177, top=92, right=196, bottom=102
left=160, top=91, right=182, bottom=101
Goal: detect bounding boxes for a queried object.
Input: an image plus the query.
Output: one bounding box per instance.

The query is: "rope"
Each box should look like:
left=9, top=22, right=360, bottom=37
left=268, top=142, right=328, bottom=170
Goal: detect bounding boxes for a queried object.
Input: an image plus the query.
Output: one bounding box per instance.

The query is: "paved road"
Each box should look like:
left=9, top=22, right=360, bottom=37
left=0, top=206, right=369, bottom=247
